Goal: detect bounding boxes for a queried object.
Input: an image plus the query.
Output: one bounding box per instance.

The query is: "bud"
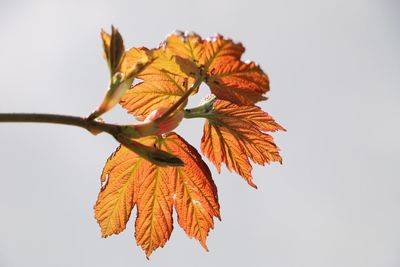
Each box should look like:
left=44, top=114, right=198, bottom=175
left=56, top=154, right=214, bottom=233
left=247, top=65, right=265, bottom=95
left=121, top=107, right=184, bottom=138
left=145, top=107, right=184, bottom=135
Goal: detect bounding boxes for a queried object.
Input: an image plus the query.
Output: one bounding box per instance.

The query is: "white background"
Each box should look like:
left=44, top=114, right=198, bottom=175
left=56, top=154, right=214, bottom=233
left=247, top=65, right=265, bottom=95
left=0, top=0, right=399, bottom=266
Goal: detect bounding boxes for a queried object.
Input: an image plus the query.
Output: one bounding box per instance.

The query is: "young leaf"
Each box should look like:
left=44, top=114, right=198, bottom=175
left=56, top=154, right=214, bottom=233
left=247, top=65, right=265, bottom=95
left=134, top=159, right=174, bottom=257
left=94, top=139, right=149, bottom=237
left=101, top=26, right=125, bottom=76
left=94, top=133, right=220, bottom=257
left=202, top=36, right=269, bottom=105
left=200, top=100, right=285, bottom=188
left=89, top=31, right=151, bottom=120
left=165, top=32, right=269, bottom=105
left=164, top=31, right=203, bottom=72
left=163, top=132, right=220, bottom=250
left=120, top=47, right=196, bottom=120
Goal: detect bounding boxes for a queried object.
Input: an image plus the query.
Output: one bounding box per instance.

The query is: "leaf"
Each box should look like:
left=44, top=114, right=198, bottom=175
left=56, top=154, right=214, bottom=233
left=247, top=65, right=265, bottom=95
left=166, top=32, right=269, bottom=105
left=164, top=31, right=203, bottom=72
left=94, top=137, right=154, bottom=237
left=101, top=26, right=125, bottom=75
left=202, top=36, right=269, bottom=105
left=89, top=31, right=151, bottom=120
left=94, top=133, right=220, bottom=257
left=201, top=99, right=285, bottom=188
left=120, top=32, right=269, bottom=119
left=134, top=159, right=174, bottom=257
left=119, top=47, right=151, bottom=78
left=163, top=133, right=220, bottom=249
left=120, top=47, right=196, bottom=120
left=120, top=73, right=191, bottom=120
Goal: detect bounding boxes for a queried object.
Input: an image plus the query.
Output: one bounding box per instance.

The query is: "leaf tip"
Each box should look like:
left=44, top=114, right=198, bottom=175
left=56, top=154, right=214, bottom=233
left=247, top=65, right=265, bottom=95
left=200, top=241, right=209, bottom=252
left=248, top=181, right=258, bottom=189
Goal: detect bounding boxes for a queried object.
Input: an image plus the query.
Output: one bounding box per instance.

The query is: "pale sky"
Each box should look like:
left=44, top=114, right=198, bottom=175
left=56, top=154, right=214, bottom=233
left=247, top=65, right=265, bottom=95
left=0, top=0, right=399, bottom=266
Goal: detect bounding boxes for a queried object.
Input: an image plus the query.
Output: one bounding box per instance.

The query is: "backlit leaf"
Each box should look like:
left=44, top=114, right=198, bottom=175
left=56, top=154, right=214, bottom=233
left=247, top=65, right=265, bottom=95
left=165, top=32, right=269, bottom=105
left=120, top=47, right=196, bottom=120
left=201, top=100, right=285, bottom=188
left=94, top=137, right=154, bottom=237
left=95, top=133, right=220, bottom=257
left=202, top=36, right=269, bottom=105
left=134, top=159, right=174, bottom=257
left=163, top=133, right=220, bottom=250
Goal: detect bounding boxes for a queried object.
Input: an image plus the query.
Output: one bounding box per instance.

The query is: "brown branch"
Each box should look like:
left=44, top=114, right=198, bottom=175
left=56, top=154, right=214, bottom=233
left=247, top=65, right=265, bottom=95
left=0, top=113, right=183, bottom=166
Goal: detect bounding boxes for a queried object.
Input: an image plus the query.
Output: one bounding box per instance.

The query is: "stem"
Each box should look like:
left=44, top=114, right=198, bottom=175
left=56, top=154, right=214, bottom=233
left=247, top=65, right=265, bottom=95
left=0, top=113, right=183, bottom=166
left=0, top=113, right=119, bottom=135
left=183, top=94, right=216, bottom=119
left=183, top=110, right=213, bottom=119
left=154, top=77, right=203, bottom=123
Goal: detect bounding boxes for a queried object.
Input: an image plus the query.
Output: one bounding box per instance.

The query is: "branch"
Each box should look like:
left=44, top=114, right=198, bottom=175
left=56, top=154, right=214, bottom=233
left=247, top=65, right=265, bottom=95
left=0, top=113, right=119, bottom=134
left=0, top=113, right=183, bottom=166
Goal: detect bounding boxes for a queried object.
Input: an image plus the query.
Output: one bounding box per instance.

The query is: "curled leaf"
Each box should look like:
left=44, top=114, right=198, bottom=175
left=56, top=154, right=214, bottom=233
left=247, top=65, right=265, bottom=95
left=101, top=25, right=125, bottom=76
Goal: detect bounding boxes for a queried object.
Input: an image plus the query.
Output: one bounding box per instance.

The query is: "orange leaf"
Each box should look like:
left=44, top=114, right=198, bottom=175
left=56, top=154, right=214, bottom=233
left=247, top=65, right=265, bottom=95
left=120, top=47, right=195, bottom=120
left=134, top=159, right=174, bottom=257
left=201, top=100, right=285, bottom=188
left=119, top=47, right=151, bottom=78
left=163, top=133, right=220, bottom=250
left=94, top=137, right=154, bottom=237
left=164, top=31, right=203, bottom=72
left=120, top=73, right=191, bottom=120
left=165, top=32, right=269, bottom=105
left=202, top=36, right=269, bottom=105
left=94, top=133, right=220, bottom=257
left=120, top=32, right=269, bottom=119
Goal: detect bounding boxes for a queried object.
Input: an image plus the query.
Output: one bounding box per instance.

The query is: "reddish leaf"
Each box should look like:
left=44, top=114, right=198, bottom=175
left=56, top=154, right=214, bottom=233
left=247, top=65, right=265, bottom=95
left=201, top=100, right=285, bottom=187
left=166, top=32, right=269, bottom=105
left=202, top=36, right=269, bottom=105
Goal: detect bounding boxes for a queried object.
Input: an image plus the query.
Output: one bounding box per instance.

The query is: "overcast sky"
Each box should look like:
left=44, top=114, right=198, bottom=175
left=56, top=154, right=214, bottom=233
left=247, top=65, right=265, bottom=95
left=0, top=0, right=399, bottom=266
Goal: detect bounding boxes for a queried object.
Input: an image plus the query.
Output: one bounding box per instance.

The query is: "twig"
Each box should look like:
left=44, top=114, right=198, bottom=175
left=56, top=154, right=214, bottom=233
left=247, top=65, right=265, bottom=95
left=0, top=113, right=183, bottom=166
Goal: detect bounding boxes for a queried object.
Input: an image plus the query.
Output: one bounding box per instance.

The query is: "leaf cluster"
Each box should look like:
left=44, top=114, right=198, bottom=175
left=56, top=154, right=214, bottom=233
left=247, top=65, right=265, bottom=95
left=92, top=27, right=285, bottom=257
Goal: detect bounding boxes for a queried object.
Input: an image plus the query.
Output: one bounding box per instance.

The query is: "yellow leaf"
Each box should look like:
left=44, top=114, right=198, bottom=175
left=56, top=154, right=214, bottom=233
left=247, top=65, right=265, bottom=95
left=120, top=73, right=191, bottom=120
left=119, top=32, right=208, bottom=120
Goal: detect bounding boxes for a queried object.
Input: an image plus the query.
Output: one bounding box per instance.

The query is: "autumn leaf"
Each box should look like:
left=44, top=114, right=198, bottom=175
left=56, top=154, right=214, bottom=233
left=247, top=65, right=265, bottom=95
left=94, top=133, right=220, bottom=257
left=200, top=99, right=285, bottom=188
